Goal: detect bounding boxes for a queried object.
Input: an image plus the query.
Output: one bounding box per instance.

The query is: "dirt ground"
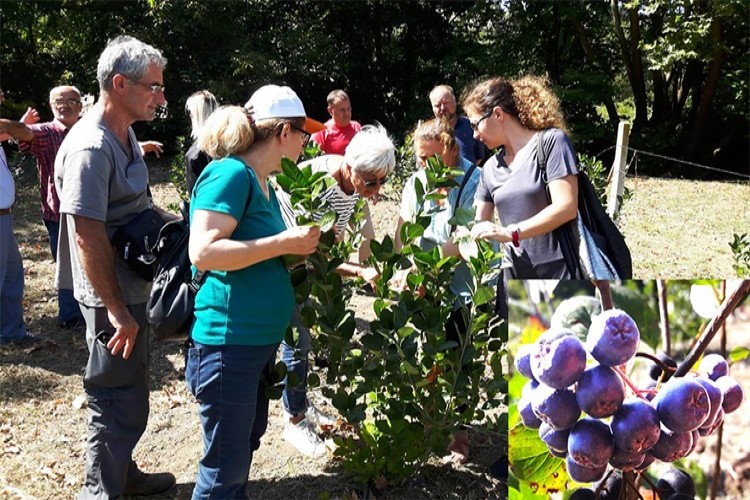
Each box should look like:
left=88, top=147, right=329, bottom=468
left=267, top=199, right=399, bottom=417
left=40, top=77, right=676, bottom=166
left=0, top=156, right=504, bottom=500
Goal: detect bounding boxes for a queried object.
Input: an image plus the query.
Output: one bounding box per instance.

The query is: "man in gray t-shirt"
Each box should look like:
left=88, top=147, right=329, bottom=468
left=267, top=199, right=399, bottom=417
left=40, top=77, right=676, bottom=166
left=55, top=36, right=176, bottom=499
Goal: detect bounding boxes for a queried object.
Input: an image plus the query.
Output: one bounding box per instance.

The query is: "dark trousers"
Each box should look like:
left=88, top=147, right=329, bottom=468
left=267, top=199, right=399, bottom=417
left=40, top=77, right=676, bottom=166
left=78, top=303, right=150, bottom=500
left=44, top=218, right=84, bottom=325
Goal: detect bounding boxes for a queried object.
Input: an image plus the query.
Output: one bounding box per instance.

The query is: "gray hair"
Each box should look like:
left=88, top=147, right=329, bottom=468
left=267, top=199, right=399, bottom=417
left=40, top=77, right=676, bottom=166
left=97, top=35, right=166, bottom=91
left=326, top=89, right=349, bottom=106
left=49, top=85, right=82, bottom=101
left=344, top=124, right=396, bottom=176
left=186, top=90, right=218, bottom=140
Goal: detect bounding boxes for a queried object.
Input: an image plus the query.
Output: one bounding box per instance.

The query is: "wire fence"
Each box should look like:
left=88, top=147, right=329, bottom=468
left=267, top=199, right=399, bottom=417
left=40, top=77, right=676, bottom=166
left=595, top=144, right=750, bottom=180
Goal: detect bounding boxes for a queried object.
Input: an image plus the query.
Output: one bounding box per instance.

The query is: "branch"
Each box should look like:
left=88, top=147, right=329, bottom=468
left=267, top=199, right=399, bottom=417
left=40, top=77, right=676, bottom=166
left=594, top=280, right=614, bottom=310
left=657, top=280, right=671, bottom=355
left=674, top=280, right=750, bottom=377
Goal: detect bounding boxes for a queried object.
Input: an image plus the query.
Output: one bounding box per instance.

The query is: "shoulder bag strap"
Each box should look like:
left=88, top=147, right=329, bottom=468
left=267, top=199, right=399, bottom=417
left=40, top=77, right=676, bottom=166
left=535, top=130, right=583, bottom=279
left=450, top=163, right=477, bottom=234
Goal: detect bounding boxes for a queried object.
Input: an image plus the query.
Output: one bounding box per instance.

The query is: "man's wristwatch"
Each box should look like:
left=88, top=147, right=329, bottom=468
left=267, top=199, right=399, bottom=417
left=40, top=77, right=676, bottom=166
left=508, top=225, right=521, bottom=248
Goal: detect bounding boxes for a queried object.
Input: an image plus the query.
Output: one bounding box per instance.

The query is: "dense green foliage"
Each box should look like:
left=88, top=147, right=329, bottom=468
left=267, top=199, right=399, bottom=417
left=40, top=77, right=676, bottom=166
left=1, top=0, right=747, bottom=178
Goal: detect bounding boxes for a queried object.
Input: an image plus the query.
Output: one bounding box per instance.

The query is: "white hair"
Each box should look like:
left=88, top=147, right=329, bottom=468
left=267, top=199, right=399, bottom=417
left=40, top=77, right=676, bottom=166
left=97, top=35, right=166, bottom=91
left=344, top=123, right=396, bottom=176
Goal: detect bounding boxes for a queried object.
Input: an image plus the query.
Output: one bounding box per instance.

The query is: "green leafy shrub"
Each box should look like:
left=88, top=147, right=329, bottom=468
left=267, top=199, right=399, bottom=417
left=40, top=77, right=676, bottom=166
left=730, top=233, right=750, bottom=277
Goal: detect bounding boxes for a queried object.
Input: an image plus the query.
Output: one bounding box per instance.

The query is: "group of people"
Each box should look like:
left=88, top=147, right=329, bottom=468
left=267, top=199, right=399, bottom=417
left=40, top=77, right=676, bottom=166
left=0, top=32, right=586, bottom=499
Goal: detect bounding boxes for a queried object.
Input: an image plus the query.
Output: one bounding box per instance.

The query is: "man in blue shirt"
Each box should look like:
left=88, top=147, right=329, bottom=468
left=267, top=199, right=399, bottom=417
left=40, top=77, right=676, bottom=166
left=429, top=84, right=487, bottom=166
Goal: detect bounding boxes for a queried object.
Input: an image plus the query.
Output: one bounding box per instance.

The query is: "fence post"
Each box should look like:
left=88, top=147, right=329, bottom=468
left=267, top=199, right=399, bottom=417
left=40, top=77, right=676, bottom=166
left=607, top=121, right=631, bottom=219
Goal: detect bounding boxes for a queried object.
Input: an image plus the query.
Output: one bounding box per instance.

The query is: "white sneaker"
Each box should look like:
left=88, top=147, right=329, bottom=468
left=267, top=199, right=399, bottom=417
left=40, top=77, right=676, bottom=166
left=283, top=417, right=327, bottom=458
left=305, top=403, right=337, bottom=427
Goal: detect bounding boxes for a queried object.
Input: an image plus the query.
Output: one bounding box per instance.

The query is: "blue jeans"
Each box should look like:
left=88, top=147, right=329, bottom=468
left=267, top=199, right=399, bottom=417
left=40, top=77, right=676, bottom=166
left=0, top=213, right=26, bottom=343
left=44, top=219, right=84, bottom=325
left=186, top=341, right=279, bottom=500
left=280, top=308, right=311, bottom=416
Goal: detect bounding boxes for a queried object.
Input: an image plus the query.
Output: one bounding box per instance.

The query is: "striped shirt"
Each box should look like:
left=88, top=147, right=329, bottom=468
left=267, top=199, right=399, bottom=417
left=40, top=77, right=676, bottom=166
left=276, top=156, right=359, bottom=237
left=19, top=119, right=70, bottom=221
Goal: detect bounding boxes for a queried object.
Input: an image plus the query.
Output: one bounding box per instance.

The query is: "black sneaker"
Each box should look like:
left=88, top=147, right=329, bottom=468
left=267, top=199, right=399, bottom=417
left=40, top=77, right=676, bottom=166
left=124, top=469, right=176, bottom=497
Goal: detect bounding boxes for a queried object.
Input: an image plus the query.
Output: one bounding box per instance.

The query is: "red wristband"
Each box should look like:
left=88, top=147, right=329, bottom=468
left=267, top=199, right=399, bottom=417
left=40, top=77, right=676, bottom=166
left=510, top=227, right=520, bottom=248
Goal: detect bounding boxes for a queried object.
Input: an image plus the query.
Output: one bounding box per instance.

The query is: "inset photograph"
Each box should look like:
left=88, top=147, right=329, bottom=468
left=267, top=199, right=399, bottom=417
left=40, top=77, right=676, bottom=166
left=507, top=280, right=749, bottom=499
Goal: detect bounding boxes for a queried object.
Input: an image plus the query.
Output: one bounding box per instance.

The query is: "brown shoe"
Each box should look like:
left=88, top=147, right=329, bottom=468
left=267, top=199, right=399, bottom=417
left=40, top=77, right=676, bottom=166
left=124, top=469, right=176, bottom=497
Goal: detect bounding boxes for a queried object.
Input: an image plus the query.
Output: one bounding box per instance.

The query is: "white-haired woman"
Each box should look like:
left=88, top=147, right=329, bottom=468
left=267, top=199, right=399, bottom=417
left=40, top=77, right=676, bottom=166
left=275, top=124, right=397, bottom=457
left=186, top=86, right=321, bottom=499
left=185, top=90, right=218, bottom=195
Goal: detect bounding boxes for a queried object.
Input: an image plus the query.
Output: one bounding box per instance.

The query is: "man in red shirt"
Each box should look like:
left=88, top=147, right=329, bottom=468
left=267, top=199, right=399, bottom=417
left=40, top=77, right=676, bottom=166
left=311, top=89, right=362, bottom=155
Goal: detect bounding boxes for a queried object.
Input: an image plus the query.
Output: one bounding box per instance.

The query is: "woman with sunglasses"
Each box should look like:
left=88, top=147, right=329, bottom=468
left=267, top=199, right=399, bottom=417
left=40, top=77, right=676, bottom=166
left=274, top=123, right=396, bottom=457
left=462, top=76, right=579, bottom=282
left=186, top=86, right=321, bottom=499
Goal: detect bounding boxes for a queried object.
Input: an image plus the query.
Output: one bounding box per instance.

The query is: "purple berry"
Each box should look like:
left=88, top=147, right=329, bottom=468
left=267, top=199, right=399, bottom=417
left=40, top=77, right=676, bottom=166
left=699, top=353, right=729, bottom=381
left=715, top=375, right=745, bottom=414
left=514, top=344, right=536, bottom=380
left=530, top=328, right=587, bottom=389
left=576, top=365, right=625, bottom=418
left=610, top=398, right=661, bottom=453
left=609, top=446, right=645, bottom=470
left=568, top=417, right=614, bottom=469
left=636, top=452, right=656, bottom=471
left=650, top=426, right=693, bottom=462
left=586, top=309, right=640, bottom=366
left=565, top=455, right=607, bottom=483
left=548, top=446, right=567, bottom=458
left=655, top=377, right=710, bottom=433
left=532, top=385, right=581, bottom=430
left=693, top=376, right=723, bottom=427
left=519, top=395, right=542, bottom=429
left=539, top=422, right=571, bottom=452
left=657, top=467, right=697, bottom=498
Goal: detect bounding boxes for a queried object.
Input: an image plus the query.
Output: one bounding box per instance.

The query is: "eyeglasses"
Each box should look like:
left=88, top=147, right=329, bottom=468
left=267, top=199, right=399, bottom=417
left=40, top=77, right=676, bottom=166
left=51, top=98, right=82, bottom=107
left=355, top=169, right=389, bottom=189
left=289, top=123, right=311, bottom=143
left=130, top=80, right=166, bottom=94
left=470, top=110, right=494, bottom=131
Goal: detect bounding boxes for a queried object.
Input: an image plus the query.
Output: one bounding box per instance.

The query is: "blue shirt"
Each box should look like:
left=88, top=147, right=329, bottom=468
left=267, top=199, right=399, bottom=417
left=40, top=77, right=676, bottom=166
left=455, top=116, right=487, bottom=165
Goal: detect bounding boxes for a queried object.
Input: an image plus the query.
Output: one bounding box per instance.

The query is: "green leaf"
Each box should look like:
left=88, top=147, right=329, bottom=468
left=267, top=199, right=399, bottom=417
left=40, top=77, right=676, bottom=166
left=729, top=346, right=750, bottom=363
left=448, top=206, right=476, bottom=228
left=473, top=285, right=495, bottom=307
left=550, top=296, right=602, bottom=341
left=508, top=424, right=571, bottom=495
left=318, top=210, right=337, bottom=233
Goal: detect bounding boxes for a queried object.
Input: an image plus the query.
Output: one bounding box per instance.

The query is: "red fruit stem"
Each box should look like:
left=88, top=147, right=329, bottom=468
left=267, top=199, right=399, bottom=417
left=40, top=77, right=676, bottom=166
left=594, top=280, right=614, bottom=310
left=622, top=471, right=645, bottom=500
left=638, top=471, right=666, bottom=500
left=634, top=352, right=676, bottom=376
left=673, top=280, right=750, bottom=378
left=614, top=365, right=648, bottom=401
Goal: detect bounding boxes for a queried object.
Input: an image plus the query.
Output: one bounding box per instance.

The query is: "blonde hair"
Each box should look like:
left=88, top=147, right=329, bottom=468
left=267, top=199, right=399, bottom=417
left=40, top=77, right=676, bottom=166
left=412, top=117, right=459, bottom=164
left=185, top=90, right=218, bottom=140
left=197, top=105, right=306, bottom=158
left=461, top=75, right=568, bottom=134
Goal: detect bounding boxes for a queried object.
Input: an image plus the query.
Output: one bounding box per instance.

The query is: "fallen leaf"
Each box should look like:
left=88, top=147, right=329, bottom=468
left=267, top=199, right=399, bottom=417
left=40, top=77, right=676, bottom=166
left=72, top=394, right=87, bottom=410
left=4, top=446, right=21, bottom=454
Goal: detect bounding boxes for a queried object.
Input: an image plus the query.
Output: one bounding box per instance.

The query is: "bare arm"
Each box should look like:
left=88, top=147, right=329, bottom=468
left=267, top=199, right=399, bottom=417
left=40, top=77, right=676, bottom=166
left=73, top=215, right=138, bottom=359
left=394, top=216, right=406, bottom=253
left=0, top=119, right=34, bottom=143
left=357, top=202, right=376, bottom=264
left=189, top=209, right=320, bottom=272
left=471, top=175, right=578, bottom=243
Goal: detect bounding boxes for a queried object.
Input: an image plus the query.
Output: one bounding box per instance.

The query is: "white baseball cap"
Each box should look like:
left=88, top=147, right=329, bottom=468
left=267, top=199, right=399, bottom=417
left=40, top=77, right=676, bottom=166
left=245, top=85, right=325, bottom=133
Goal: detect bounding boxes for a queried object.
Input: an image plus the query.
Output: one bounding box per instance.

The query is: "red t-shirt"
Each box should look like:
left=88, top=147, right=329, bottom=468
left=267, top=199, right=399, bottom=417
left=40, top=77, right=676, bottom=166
left=311, top=119, right=362, bottom=155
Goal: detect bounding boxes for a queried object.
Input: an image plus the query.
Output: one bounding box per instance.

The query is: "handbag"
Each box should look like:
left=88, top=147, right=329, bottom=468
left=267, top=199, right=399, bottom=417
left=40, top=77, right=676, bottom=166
left=536, top=130, right=632, bottom=279
left=111, top=207, right=165, bottom=281
left=147, top=167, right=253, bottom=341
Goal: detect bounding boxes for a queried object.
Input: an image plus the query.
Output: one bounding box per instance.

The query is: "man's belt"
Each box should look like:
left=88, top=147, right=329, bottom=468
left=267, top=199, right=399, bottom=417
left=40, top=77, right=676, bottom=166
left=0, top=207, right=12, bottom=215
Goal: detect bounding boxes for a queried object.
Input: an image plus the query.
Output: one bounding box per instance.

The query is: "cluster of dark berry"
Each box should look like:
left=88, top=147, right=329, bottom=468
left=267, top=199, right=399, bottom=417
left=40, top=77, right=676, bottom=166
left=515, top=309, right=745, bottom=498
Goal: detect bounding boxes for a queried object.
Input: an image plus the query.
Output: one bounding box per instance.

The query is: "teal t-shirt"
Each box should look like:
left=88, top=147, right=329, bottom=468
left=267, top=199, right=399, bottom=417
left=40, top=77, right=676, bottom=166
left=189, top=156, right=294, bottom=346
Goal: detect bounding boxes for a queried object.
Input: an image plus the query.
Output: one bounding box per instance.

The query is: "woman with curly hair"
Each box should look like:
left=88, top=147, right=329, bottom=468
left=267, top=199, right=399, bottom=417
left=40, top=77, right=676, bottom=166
left=461, top=76, right=579, bottom=280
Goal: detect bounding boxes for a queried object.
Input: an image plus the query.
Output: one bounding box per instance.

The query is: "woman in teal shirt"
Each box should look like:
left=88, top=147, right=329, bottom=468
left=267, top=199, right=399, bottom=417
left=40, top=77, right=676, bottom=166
left=186, top=86, right=322, bottom=499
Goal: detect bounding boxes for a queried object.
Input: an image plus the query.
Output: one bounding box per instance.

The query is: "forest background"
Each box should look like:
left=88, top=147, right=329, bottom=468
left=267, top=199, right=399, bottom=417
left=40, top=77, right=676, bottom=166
left=1, top=0, right=748, bottom=180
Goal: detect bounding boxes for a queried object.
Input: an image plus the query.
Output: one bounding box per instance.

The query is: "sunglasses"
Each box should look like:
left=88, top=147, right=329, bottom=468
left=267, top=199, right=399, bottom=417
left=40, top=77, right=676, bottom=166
left=288, top=123, right=311, bottom=143
left=355, top=169, right=389, bottom=188
left=470, top=110, right=494, bottom=131
left=130, top=80, right=166, bottom=94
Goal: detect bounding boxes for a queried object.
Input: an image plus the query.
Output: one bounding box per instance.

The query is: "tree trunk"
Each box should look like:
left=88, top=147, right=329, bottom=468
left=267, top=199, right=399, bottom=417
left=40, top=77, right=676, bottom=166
left=686, top=17, right=725, bottom=160
left=610, top=0, right=648, bottom=132
left=570, top=16, right=619, bottom=125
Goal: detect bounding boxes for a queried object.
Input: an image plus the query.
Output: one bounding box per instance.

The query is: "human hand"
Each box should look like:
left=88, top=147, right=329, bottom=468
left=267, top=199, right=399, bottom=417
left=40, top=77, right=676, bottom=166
left=20, top=107, right=40, bottom=125
left=139, top=141, right=163, bottom=157
left=470, top=221, right=507, bottom=243
left=106, top=308, right=139, bottom=359
left=283, top=225, right=321, bottom=255
left=360, top=266, right=380, bottom=288
left=389, top=268, right=410, bottom=292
